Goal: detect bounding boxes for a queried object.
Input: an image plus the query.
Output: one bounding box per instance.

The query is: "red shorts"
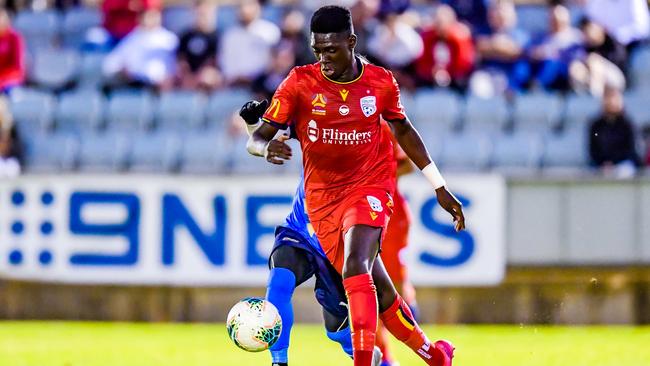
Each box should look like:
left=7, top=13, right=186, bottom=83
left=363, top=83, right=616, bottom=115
left=312, top=188, right=394, bottom=273
left=380, top=190, right=411, bottom=284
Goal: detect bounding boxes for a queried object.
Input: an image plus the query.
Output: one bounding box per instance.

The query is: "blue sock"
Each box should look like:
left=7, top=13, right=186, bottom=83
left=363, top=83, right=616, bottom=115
left=266, top=268, right=296, bottom=364
left=326, top=326, right=353, bottom=358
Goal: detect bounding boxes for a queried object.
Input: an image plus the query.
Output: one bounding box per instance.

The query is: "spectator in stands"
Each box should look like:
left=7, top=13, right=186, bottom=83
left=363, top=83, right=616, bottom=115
left=0, top=96, right=21, bottom=177
left=528, top=4, right=583, bottom=92
left=350, top=0, right=380, bottom=57
left=367, top=7, right=423, bottom=72
left=279, top=9, right=314, bottom=67
left=589, top=85, right=639, bottom=177
left=218, top=0, right=280, bottom=87
left=252, top=42, right=296, bottom=99
left=414, top=4, right=474, bottom=90
left=101, top=0, right=161, bottom=44
left=585, top=0, right=650, bottom=49
left=441, top=0, right=489, bottom=34
left=0, top=8, right=24, bottom=93
left=103, top=9, right=178, bottom=91
left=470, top=0, right=529, bottom=97
left=176, top=0, right=222, bottom=92
left=569, top=18, right=627, bottom=97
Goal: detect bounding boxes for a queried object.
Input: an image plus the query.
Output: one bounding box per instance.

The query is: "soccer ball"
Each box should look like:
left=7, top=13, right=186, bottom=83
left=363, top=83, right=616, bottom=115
left=226, top=297, right=282, bottom=352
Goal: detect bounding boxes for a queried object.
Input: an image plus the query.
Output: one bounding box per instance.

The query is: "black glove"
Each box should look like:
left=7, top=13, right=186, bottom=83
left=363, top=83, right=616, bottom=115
left=239, top=99, right=269, bottom=125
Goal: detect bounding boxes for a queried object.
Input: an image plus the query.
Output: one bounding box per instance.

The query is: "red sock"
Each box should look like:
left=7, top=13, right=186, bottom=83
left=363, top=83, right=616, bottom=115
left=380, top=295, right=436, bottom=364
left=376, top=323, right=394, bottom=363
left=343, top=273, right=378, bottom=366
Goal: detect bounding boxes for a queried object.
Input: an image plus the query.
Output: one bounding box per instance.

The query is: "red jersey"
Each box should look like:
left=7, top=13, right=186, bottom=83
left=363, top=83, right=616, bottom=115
left=0, top=28, right=25, bottom=90
left=262, top=59, right=406, bottom=222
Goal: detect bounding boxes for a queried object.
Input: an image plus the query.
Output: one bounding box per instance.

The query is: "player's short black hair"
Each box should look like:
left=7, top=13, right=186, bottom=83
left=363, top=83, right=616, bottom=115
left=310, top=5, right=353, bottom=35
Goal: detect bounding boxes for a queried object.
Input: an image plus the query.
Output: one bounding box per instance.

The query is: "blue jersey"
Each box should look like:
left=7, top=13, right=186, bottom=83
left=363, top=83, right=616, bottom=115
left=279, top=174, right=326, bottom=257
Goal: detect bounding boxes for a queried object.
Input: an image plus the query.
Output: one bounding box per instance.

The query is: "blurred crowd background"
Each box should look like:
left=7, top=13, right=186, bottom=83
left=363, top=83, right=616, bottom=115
left=1, top=0, right=650, bottom=178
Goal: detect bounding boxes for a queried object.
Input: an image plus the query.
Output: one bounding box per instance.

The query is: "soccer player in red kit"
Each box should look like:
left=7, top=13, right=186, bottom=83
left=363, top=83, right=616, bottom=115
left=246, top=6, right=465, bottom=366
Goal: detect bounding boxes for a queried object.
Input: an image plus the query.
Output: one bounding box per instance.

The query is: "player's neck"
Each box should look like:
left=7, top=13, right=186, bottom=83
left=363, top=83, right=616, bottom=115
left=335, top=56, right=361, bottom=83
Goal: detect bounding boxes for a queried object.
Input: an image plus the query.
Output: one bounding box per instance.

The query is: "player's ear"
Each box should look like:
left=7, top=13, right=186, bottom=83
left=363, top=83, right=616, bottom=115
left=348, top=33, right=357, bottom=51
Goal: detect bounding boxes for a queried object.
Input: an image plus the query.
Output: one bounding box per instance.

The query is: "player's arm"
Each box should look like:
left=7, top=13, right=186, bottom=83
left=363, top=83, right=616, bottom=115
left=387, top=117, right=465, bottom=231
left=239, top=100, right=292, bottom=165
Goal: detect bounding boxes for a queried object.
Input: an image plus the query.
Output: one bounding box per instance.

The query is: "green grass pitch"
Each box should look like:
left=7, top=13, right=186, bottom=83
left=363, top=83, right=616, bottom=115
left=0, top=322, right=648, bottom=366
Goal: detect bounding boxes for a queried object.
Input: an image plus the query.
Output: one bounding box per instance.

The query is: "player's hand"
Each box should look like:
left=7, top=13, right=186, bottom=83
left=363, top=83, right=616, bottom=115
left=266, top=134, right=292, bottom=165
left=435, top=186, right=465, bottom=231
left=239, top=99, right=269, bottom=125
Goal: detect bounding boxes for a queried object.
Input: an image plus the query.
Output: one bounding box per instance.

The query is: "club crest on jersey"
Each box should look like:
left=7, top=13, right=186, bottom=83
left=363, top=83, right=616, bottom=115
left=311, top=93, right=327, bottom=115
left=367, top=195, right=383, bottom=212
left=370, top=211, right=378, bottom=220
left=308, top=120, right=319, bottom=142
left=360, top=96, right=377, bottom=117
left=339, top=105, right=350, bottom=116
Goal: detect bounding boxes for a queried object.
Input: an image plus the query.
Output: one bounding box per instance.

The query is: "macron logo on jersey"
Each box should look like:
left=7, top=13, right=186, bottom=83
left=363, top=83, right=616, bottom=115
left=307, top=120, right=372, bottom=145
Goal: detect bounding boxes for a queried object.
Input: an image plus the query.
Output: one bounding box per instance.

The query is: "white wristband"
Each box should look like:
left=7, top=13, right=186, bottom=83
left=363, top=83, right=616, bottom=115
left=246, top=137, right=270, bottom=157
left=245, top=121, right=261, bottom=137
left=422, top=162, right=446, bottom=189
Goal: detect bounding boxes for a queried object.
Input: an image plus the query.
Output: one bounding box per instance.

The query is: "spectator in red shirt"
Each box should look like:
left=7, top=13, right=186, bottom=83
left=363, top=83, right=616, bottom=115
left=102, top=0, right=161, bottom=42
left=415, top=4, right=474, bottom=90
left=0, top=8, right=25, bottom=93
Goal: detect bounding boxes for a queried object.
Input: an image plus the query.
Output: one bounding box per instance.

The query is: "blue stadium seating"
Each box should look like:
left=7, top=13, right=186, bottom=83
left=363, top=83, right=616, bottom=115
left=491, top=131, right=543, bottom=173
left=23, top=132, right=78, bottom=172
left=55, top=89, right=105, bottom=134
left=629, top=45, right=650, bottom=91
left=61, top=7, right=102, bottom=48
left=14, top=10, right=61, bottom=51
left=9, top=88, right=56, bottom=135
left=230, top=135, right=287, bottom=175
left=624, top=90, right=650, bottom=128
left=412, top=89, right=461, bottom=133
left=129, top=131, right=182, bottom=173
left=78, top=52, right=107, bottom=88
left=30, top=48, right=80, bottom=90
left=162, top=5, right=195, bottom=35
left=439, top=132, right=492, bottom=171
left=542, top=130, right=588, bottom=170
left=463, top=95, right=510, bottom=132
left=513, top=92, right=563, bottom=133
left=206, top=89, right=253, bottom=128
left=77, top=131, right=130, bottom=172
left=515, top=5, right=548, bottom=39
left=106, top=90, right=156, bottom=131
left=179, top=130, right=227, bottom=174
left=564, top=94, right=601, bottom=130
left=156, top=91, right=208, bottom=131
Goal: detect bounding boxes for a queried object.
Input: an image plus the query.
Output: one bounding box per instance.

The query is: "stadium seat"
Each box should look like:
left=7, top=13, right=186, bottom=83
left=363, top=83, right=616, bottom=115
left=261, top=4, right=286, bottom=25
left=129, top=131, right=182, bottom=173
left=23, top=132, right=78, bottom=172
left=30, top=48, right=80, bottom=90
left=156, top=91, right=208, bottom=131
left=412, top=89, right=461, bottom=133
left=515, top=5, right=549, bottom=38
left=629, top=45, right=650, bottom=91
left=106, top=90, right=156, bottom=131
left=542, top=130, right=588, bottom=170
left=513, top=92, right=563, bottom=133
left=439, top=132, right=492, bottom=171
left=491, top=131, right=543, bottom=173
left=564, top=94, right=601, bottom=130
left=61, top=7, right=102, bottom=48
left=8, top=88, right=56, bottom=135
left=179, top=130, right=227, bottom=174
left=78, top=52, right=107, bottom=88
left=624, top=90, right=650, bottom=128
left=216, top=5, right=238, bottom=34
left=463, top=95, right=510, bottom=132
left=206, top=88, right=253, bottom=128
left=55, top=89, right=105, bottom=134
left=77, top=131, right=131, bottom=172
left=13, top=10, right=61, bottom=51
left=162, top=5, right=195, bottom=35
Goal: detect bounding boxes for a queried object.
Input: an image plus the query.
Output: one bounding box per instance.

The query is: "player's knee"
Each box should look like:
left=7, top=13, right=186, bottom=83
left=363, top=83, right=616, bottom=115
left=267, top=267, right=296, bottom=296
left=342, top=256, right=371, bottom=278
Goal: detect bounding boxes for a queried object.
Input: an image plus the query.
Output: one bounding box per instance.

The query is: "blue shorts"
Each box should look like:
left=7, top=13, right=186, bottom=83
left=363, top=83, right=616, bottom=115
left=270, top=226, right=348, bottom=318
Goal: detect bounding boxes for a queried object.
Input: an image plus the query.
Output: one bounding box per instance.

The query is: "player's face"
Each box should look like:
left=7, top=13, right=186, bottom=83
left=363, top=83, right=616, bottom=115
left=311, top=32, right=355, bottom=80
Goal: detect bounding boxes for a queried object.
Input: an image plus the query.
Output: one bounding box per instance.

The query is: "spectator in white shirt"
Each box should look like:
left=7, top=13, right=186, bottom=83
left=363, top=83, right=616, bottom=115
left=585, top=0, right=650, bottom=47
left=218, top=0, right=280, bottom=86
left=103, top=9, right=178, bottom=90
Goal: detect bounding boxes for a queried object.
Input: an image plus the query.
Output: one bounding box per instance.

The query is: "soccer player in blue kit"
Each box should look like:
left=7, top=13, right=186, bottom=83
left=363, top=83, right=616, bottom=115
left=239, top=100, right=382, bottom=366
